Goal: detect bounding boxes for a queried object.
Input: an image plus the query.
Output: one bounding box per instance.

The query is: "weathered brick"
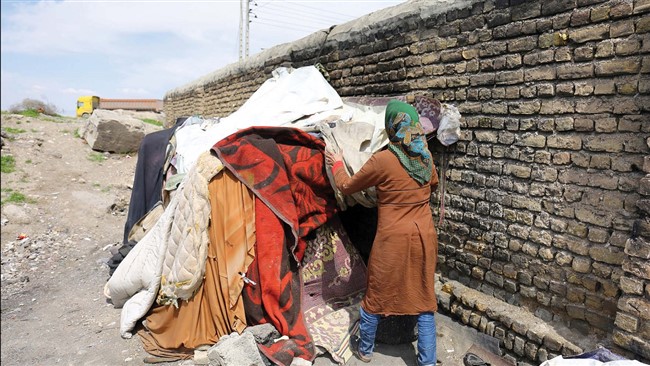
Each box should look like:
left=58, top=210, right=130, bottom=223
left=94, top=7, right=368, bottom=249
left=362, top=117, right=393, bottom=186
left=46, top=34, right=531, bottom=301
left=516, top=133, right=546, bottom=147
left=508, top=36, right=538, bottom=52
left=542, top=0, right=576, bottom=16
left=589, top=245, right=626, bottom=265
left=572, top=256, right=592, bottom=273
left=611, top=20, right=636, bottom=37
left=616, top=39, right=641, bottom=56
left=553, top=151, right=572, bottom=164
left=512, top=2, right=541, bottom=21
left=480, top=41, right=507, bottom=57
left=557, top=63, right=594, bottom=79
left=587, top=226, right=609, bottom=242
left=532, top=167, right=559, bottom=182
left=620, top=276, right=645, bottom=294
left=509, top=100, right=541, bottom=115
left=618, top=296, right=650, bottom=319
left=591, top=5, right=611, bottom=22
left=584, top=135, right=624, bottom=152
left=524, top=66, right=557, bottom=82
left=595, top=117, right=617, bottom=132
left=571, top=8, right=591, bottom=26
left=635, top=0, right=650, bottom=14
left=617, top=82, right=638, bottom=95
left=482, top=102, right=508, bottom=114
left=575, top=99, right=614, bottom=114
left=574, top=83, right=594, bottom=96
left=495, top=69, right=524, bottom=85
left=486, top=10, right=511, bottom=28
left=574, top=46, right=594, bottom=62
left=548, top=135, right=582, bottom=150
left=589, top=155, right=611, bottom=170
left=572, top=115, right=593, bottom=130
left=595, top=40, right=615, bottom=58
left=535, top=151, right=551, bottom=164
left=575, top=206, right=613, bottom=227
left=475, top=131, right=498, bottom=143
left=625, top=236, right=650, bottom=259
left=618, top=115, right=643, bottom=132
left=541, top=100, right=574, bottom=114
left=570, top=24, right=610, bottom=43
left=555, top=49, right=572, bottom=62
left=615, top=312, right=639, bottom=333
left=637, top=16, right=650, bottom=33
left=594, top=82, right=616, bottom=95
left=556, top=83, right=574, bottom=96
left=595, top=59, right=641, bottom=76
left=504, top=164, right=532, bottom=179
left=611, top=2, right=633, bottom=18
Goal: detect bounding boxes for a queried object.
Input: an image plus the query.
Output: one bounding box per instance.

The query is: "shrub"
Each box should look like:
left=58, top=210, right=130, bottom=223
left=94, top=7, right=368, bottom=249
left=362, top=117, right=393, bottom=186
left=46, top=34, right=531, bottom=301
left=141, top=118, right=162, bottom=127
left=9, top=98, right=59, bottom=116
left=1, top=155, right=16, bottom=173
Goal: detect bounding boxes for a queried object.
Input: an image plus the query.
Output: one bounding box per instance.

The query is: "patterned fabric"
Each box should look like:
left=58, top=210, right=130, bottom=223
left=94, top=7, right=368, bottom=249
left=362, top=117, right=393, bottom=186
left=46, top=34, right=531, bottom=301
left=301, top=216, right=367, bottom=365
left=213, top=126, right=337, bottom=366
left=385, top=99, right=433, bottom=185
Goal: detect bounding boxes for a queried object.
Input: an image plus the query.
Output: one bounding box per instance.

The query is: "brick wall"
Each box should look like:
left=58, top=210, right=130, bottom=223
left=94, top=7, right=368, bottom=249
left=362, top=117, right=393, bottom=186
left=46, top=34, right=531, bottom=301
left=164, top=0, right=649, bottom=362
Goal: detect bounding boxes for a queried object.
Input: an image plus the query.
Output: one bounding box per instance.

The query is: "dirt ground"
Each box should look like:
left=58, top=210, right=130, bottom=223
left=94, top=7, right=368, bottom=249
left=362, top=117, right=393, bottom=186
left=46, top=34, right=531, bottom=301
left=0, top=112, right=505, bottom=366
left=1, top=112, right=158, bottom=365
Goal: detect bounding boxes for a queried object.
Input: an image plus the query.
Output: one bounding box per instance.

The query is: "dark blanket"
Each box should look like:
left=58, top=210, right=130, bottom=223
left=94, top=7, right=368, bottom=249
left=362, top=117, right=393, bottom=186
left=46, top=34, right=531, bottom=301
left=107, top=122, right=181, bottom=275
left=212, top=127, right=336, bottom=365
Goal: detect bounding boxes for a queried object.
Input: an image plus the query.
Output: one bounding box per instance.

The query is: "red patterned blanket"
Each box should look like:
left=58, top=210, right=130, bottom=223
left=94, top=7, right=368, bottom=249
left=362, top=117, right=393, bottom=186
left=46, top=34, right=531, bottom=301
left=213, top=127, right=337, bottom=365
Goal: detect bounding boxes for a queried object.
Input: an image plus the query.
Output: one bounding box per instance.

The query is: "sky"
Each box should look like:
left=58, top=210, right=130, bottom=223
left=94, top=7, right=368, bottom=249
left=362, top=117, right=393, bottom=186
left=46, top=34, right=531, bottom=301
left=1, top=0, right=405, bottom=116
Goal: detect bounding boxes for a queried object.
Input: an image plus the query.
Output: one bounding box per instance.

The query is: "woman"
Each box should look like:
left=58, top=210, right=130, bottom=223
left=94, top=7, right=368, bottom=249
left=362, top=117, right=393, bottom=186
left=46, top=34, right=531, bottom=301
left=325, top=99, right=439, bottom=366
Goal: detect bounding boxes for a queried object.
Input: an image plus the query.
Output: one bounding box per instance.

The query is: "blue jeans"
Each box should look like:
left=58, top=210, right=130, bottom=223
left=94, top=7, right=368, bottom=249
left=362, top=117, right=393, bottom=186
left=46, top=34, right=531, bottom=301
left=358, top=306, right=437, bottom=366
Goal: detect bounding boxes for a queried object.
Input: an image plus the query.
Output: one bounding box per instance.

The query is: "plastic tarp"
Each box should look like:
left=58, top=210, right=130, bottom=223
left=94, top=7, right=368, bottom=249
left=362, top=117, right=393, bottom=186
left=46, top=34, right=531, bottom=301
left=172, top=66, right=342, bottom=174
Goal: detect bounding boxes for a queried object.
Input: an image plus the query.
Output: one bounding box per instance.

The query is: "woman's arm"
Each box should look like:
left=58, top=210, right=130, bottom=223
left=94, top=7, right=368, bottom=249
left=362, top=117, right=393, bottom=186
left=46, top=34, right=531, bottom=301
left=327, top=152, right=383, bottom=195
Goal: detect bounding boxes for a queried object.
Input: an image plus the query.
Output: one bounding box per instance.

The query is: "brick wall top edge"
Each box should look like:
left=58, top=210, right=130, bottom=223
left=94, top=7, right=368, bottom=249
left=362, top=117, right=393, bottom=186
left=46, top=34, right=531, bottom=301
left=164, top=0, right=481, bottom=100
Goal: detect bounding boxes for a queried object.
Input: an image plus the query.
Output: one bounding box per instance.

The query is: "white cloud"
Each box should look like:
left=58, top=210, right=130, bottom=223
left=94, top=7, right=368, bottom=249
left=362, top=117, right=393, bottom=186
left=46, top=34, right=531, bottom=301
left=1, top=1, right=241, bottom=57
left=61, top=87, right=98, bottom=95
left=118, top=87, right=150, bottom=96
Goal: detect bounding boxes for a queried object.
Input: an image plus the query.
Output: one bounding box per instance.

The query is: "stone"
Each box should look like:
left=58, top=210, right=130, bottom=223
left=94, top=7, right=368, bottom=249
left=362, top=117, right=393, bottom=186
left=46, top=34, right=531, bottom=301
left=244, top=323, right=281, bottom=345
left=1, top=204, right=32, bottom=225
left=208, top=332, right=266, bottom=366
left=81, top=109, right=147, bottom=153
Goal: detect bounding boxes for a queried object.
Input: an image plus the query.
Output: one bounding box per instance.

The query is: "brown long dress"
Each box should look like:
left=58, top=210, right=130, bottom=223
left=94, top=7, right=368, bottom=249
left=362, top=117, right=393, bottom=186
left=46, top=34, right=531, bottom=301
left=332, top=149, right=439, bottom=315
left=138, top=169, right=256, bottom=360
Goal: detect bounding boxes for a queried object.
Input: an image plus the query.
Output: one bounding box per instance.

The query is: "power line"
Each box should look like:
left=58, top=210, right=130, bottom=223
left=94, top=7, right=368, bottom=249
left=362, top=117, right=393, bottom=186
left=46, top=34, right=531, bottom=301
left=259, top=1, right=353, bottom=24
left=252, top=19, right=322, bottom=34
left=290, top=2, right=364, bottom=21
left=254, top=6, right=342, bottom=28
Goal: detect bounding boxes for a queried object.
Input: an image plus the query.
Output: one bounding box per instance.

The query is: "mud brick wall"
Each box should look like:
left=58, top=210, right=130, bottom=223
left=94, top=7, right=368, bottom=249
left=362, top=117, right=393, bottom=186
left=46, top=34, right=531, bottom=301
left=164, top=0, right=649, bottom=362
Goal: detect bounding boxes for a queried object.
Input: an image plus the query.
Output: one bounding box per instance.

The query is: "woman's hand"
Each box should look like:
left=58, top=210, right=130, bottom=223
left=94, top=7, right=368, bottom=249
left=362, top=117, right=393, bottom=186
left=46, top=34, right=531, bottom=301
left=325, top=149, right=344, bottom=167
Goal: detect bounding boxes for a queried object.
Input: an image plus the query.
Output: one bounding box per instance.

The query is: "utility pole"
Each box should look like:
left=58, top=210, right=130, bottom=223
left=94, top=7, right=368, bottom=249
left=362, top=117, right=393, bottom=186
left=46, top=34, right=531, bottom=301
left=245, top=0, right=250, bottom=59
left=238, top=0, right=251, bottom=61
left=238, top=0, right=244, bottom=61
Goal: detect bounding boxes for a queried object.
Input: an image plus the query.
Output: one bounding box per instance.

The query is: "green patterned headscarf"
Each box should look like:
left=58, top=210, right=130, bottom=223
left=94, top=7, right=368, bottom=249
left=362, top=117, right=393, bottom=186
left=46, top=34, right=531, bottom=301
left=385, top=99, right=433, bottom=185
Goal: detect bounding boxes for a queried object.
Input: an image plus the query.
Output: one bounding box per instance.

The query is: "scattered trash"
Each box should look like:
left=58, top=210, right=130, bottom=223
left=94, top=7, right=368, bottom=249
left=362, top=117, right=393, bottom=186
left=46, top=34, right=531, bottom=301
left=17, top=233, right=28, bottom=240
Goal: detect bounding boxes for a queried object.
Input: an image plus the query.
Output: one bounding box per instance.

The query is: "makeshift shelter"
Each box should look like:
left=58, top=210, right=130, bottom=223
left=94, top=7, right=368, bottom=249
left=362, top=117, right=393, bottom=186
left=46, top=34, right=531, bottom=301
left=105, top=65, right=458, bottom=365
